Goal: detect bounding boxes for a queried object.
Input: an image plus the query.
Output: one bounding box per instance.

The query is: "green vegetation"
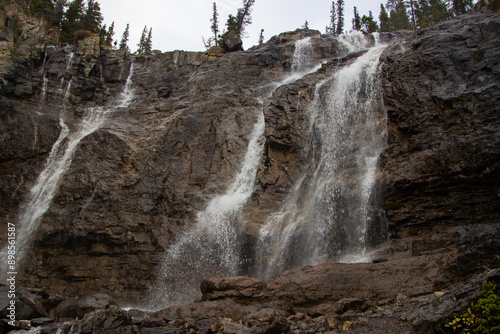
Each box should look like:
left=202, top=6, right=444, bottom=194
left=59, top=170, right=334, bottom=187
left=137, top=26, right=153, bottom=55
left=24, top=0, right=149, bottom=51
left=447, top=281, right=500, bottom=333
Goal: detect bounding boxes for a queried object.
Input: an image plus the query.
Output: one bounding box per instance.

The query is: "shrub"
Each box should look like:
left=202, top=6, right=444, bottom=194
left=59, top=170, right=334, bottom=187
left=446, top=280, right=500, bottom=333
left=74, top=30, right=92, bottom=42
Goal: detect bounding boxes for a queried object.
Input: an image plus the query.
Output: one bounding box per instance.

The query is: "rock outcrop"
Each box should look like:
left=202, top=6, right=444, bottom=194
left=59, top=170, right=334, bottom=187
left=0, top=3, right=499, bottom=333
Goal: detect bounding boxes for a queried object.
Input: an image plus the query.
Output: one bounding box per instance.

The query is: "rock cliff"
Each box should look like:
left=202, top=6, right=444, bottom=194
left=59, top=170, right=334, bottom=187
left=0, top=2, right=499, bottom=333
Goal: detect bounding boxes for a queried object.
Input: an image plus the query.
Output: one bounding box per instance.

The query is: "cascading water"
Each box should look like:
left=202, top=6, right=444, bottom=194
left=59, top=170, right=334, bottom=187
left=0, top=63, right=136, bottom=277
left=152, top=37, right=321, bottom=308
left=255, top=34, right=388, bottom=279
left=152, top=112, right=266, bottom=306
left=291, top=37, right=313, bottom=72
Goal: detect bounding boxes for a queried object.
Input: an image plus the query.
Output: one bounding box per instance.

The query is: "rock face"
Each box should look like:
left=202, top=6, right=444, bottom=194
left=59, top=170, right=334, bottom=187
left=381, top=11, right=500, bottom=237
left=0, top=3, right=499, bottom=333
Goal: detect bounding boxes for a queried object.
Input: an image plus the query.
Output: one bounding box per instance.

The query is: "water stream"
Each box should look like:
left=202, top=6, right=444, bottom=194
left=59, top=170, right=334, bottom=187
left=255, top=36, right=388, bottom=279
left=152, top=37, right=322, bottom=307
left=0, top=63, right=136, bottom=277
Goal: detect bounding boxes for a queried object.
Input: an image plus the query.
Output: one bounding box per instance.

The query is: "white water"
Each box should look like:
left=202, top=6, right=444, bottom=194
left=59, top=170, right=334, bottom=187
left=152, top=37, right=320, bottom=307
left=0, top=63, right=136, bottom=276
left=255, top=34, right=388, bottom=279
left=291, top=37, right=313, bottom=72
left=152, top=112, right=266, bottom=305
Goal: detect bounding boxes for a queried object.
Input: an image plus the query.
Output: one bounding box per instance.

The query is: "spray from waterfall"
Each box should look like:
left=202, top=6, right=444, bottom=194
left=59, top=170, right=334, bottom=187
left=152, top=112, right=266, bottom=306
left=0, top=63, right=136, bottom=277
left=255, top=33, right=388, bottom=279
left=152, top=37, right=321, bottom=308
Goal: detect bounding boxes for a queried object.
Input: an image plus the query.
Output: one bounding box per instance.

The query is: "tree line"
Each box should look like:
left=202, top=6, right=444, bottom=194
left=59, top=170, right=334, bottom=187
left=206, top=0, right=476, bottom=50
left=28, top=0, right=478, bottom=53
left=28, top=0, right=151, bottom=53
left=327, top=0, right=475, bottom=36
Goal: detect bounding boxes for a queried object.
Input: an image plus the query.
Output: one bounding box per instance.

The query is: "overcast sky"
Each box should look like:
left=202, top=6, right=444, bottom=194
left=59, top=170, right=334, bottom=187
left=100, top=0, right=383, bottom=53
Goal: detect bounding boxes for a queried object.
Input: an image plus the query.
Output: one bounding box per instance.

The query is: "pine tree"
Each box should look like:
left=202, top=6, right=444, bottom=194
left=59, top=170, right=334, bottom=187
left=53, top=0, right=67, bottom=29
left=60, top=0, right=85, bottom=42
left=336, top=0, right=344, bottom=35
left=145, top=28, right=153, bottom=54
left=408, top=0, right=417, bottom=34
left=137, top=25, right=147, bottom=54
left=415, top=0, right=453, bottom=28
left=119, top=23, right=130, bottom=51
left=379, top=4, right=391, bottom=31
left=235, top=0, right=255, bottom=36
left=30, top=0, right=56, bottom=24
left=389, top=1, right=412, bottom=30
left=210, top=2, right=219, bottom=45
left=352, top=6, right=361, bottom=31
left=361, top=11, right=379, bottom=33
left=223, top=0, right=255, bottom=39
left=452, top=0, right=474, bottom=15
left=326, top=1, right=337, bottom=34
left=104, top=22, right=115, bottom=46
left=258, top=29, right=264, bottom=44
left=83, top=0, right=103, bottom=33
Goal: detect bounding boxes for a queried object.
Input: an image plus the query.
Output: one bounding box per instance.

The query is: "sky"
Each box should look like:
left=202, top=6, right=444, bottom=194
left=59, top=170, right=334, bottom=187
left=99, top=0, right=384, bottom=53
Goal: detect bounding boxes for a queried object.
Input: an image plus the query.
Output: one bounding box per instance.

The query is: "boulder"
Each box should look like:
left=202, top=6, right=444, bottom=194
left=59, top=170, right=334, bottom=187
left=76, top=305, right=133, bottom=334
left=222, top=30, right=243, bottom=52
left=51, top=294, right=118, bottom=319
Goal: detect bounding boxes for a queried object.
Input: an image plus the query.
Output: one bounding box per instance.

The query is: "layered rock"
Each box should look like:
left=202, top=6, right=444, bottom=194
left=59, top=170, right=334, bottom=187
left=0, top=3, right=499, bottom=333
left=381, top=11, right=500, bottom=238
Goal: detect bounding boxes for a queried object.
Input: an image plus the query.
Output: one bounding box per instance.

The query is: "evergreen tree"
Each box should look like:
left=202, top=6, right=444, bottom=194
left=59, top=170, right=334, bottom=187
left=60, top=0, right=85, bottom=42
left=223, top=0, right=255, bottom=39
left=53, top=0, right=67, bottom=29
left=415, top=0, right=453, bottom=29
left=408, top=0, right=417, bottom=34
left=235, top=0, right=255, bottom=36
left=379, top=4, right=391, bottom=32
left=145, top=28, right=153, bottom=53
left=385, top=0, right=400, bottom=11
left=30, top=0, right=57, bottom=25
left=258, top=29, right=264, bottom=44
left=361, top=11, right=379, bottom=33
left=137, top=25, right=147, bottom=54
left=326, top=1, right=337, bottom=34
left=389, top=1, right=412, bottom=30
left=104, top=21, right=114, bottom=46
left=82, top=0, right=103, bottom=33
left=336, top=0, right=344, bottom=35
left=352, top=6, right=361, bottom=31
left=210, top=2, right=219, bottom=45
left=99, top=23, right=107, bottom=43
left=452, top=0, right=474, bottom=15
left=119, top=23, right=130, bottom=51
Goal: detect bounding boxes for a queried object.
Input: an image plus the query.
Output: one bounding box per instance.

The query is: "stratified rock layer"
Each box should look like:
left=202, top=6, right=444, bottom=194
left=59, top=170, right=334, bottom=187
left=0, top=2, right=499, bottom=332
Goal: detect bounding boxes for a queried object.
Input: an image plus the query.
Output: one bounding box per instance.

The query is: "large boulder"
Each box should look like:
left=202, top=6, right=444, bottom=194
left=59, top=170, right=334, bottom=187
left=222, top=30, right=243, bottom=52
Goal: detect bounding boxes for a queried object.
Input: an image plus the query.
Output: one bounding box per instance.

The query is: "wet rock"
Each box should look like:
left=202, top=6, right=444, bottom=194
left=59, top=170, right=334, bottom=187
left=0, top=285, right=46, bottom=320
left=201, top=276, right=268, bottom=301
left=76, top=305, right=133, bottom=334
left=381, top=11, right=500, bottom=237
left=51, top=294, right=118, bottom=319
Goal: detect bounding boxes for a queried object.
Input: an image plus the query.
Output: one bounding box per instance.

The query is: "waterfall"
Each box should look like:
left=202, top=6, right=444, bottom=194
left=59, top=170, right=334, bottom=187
left=291, top=37, right=313, bottom=72
left=255, top=35, right=388, bottom=279
left=152, top=37, right=320, bottom=308
left=152, top=112, right=265, bottom=306
left=0, top=64, right=136, bottom=276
